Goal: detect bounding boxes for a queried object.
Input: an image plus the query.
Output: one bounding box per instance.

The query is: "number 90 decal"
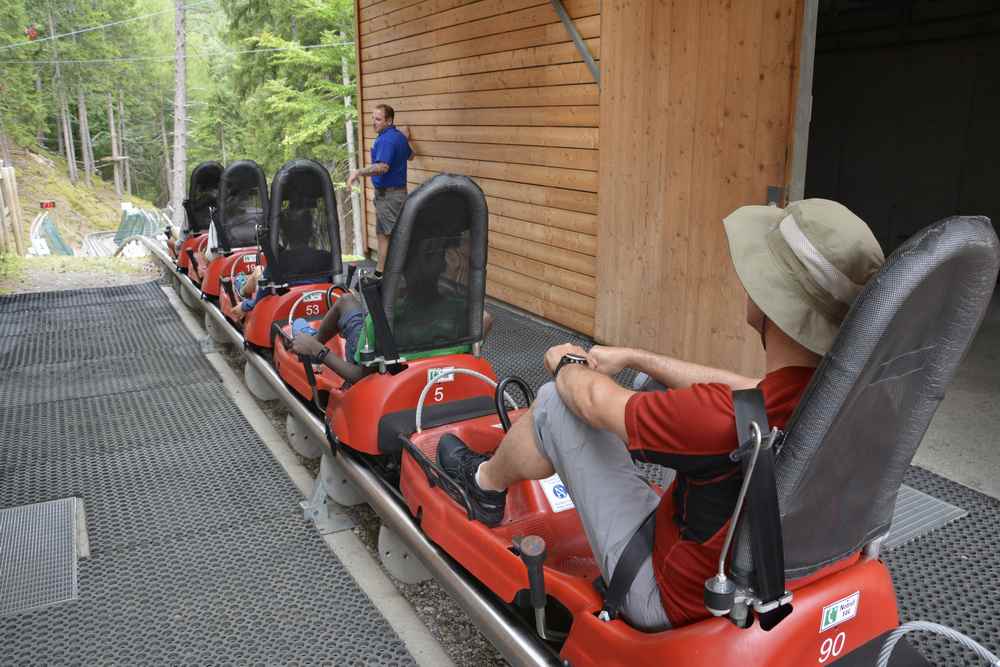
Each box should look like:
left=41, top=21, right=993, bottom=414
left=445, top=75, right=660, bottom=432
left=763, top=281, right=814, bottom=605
left=819, top=631, right=846, bottom=663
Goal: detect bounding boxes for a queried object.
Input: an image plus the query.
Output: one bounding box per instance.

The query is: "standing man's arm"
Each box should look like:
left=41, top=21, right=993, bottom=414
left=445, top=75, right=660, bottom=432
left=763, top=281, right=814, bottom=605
left=347, top=163, right=389, bottom=188
left=399, top=126, right=416, bottom=161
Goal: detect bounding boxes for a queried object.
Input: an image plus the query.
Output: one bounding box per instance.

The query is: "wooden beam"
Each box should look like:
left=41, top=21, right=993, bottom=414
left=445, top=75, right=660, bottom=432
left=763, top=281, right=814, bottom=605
left=365, top=137, right=598, bottom=171
left=363, top=15, right=600, bottom=74
left=362, top=0, right=598, bottom=61
left=364, top=124, right=599, bottom=149
left=362, top=38, right=599, bottom=88
left=363, top=0, right=544, bottom=46
left=379, top=106, right=598, bottom=127
left=363, top=62, right=595, bottom=100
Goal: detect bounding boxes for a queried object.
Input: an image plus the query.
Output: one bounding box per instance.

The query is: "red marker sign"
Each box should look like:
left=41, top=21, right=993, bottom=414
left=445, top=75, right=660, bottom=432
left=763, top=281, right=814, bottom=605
left=40, top=200, right=56, bottom=209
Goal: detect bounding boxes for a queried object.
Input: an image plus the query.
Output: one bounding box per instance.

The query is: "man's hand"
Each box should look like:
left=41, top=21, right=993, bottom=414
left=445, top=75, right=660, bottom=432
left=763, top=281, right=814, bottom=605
left=291, top=333, right=325, bottom=358
left=587, top=345, right=634, bottom=376
left=347, top=170, right=359, bottom=189
left=544, top=342, right=592, bottom=376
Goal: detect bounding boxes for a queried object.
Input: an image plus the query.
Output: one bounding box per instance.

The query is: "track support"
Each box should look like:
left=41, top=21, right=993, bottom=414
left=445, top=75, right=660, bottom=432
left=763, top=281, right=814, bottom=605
left=300, top=475, right=355, bottom=535
left=244, top=361, right=279, bottom=401
left=379, top=524, right=432, bottom=584
left=286, top=413, right=324, bottom=458
left=321, top=452, right=366, bottom=507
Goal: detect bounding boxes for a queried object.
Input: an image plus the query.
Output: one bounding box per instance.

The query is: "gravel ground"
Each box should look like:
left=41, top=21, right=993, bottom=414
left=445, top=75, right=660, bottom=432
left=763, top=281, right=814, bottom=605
left=0, top=255, right=160, bottom=293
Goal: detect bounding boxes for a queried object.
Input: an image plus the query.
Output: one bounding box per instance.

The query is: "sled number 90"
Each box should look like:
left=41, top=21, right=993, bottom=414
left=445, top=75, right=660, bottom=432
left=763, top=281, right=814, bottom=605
left=819, top=632, right=846, bottom=663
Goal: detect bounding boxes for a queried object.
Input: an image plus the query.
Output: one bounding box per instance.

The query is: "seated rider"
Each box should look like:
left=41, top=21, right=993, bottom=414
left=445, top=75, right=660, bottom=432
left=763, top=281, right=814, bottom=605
left=290, top=241, right=493, bottom=383
left=229, top=208, right=329, bottom=322
left=436, top=199, right=884, bottom=631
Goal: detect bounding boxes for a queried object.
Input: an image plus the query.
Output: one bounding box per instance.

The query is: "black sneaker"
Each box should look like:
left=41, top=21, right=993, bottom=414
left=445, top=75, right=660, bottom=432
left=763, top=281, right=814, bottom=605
left=437, top=433, right=507, bottom=527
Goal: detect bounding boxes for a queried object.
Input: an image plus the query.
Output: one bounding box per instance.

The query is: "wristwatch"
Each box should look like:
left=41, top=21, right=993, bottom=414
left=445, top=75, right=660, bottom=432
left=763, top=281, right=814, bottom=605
left=554, top=353, right=588, bottom=378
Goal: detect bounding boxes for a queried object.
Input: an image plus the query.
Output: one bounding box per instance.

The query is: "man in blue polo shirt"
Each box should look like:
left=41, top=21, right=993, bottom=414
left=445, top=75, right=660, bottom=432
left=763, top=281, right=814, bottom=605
left=347, top=103, right=415, bottom=276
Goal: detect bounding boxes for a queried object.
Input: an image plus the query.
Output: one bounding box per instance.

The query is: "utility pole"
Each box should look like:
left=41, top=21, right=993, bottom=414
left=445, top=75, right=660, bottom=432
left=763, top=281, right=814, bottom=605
left=48, top=11, right=78, bottom=184
left=160, top=104, right=173, bottom=204
left=170, top=0, right=187, bottom=229
left=118, top=92, right=132, bottom=196
left=341, top=33, right=363, bottom=257
left=107, top=95, right=122, bottom=196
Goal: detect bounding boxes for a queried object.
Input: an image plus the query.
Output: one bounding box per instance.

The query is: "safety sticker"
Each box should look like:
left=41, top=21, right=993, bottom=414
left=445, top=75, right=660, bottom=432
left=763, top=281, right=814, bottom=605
left=244, top=254, right=257, bottom=263
left=304, top=292, right=323, bottom=302
left=428, top=368, right=455, bottom=383
left=820, top=591, right=860, bottom=632
left=539, top=474, right=575, bottom=513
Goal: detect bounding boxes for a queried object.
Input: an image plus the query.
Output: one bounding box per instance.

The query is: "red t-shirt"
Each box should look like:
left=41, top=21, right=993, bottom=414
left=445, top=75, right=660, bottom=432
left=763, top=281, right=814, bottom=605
left=623, top=366, right=815, bottom=627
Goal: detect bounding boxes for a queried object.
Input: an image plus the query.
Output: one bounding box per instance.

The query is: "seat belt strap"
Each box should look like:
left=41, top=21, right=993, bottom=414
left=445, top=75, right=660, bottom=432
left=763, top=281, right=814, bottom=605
left=360, top=278, right=400, bottom=364
left=598, top=507, right=657, bottom=621
left=732, top=389, right=791, bottom=631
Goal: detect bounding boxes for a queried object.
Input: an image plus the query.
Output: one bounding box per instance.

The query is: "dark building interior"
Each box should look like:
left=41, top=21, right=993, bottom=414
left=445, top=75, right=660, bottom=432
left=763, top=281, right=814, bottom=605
left=806, top=0, right=1000, bottom=253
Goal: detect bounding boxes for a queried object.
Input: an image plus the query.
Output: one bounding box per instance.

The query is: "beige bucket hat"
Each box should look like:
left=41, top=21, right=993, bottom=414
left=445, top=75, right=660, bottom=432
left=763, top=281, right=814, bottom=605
left=723, top=199, right=885, bottom=355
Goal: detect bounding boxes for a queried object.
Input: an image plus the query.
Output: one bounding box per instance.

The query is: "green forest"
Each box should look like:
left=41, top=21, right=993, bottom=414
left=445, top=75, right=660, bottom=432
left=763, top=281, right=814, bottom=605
left=0, top=0, right=359, bottom=206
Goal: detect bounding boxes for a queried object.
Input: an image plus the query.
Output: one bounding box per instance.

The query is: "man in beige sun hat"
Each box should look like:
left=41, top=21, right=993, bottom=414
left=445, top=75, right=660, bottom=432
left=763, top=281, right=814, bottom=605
left=435, top=198, right=883, bottom=630
left=724, top=198, right=885, bottom=355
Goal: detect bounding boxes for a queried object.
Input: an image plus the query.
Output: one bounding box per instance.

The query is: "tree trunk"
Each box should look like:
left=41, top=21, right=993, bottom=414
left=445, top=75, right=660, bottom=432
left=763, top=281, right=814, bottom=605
left=341, top=35, right=363, bottom=257
left=107, top=95, right=122, bottom=196
left=160, top=105, right=173, bottom=204
left=77, top=89, right=92, bottom=186
left=0, top=117, right=12, bottom=166
left=219, top=123, right=227, bottom=164
left=170, top=0, right=187, bottom=229
left=118, top=92, right=132, bottom=196
left=35, top=71, right=45, bottom=147
left=48, top=12, right=77, bottom=184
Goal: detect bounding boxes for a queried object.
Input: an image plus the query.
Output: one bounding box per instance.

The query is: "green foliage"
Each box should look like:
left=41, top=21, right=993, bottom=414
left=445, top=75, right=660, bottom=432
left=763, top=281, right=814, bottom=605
left=0, top=0, right=359, bottom=205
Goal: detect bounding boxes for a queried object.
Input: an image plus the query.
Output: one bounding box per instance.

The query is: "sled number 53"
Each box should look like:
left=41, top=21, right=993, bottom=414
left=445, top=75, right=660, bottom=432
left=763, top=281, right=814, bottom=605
left=819, top=632, right=846, bottom=663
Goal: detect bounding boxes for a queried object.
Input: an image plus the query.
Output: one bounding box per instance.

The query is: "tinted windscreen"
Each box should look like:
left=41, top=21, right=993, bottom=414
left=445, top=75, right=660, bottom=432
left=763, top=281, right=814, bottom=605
left=390, top=232, right=471, bottom=352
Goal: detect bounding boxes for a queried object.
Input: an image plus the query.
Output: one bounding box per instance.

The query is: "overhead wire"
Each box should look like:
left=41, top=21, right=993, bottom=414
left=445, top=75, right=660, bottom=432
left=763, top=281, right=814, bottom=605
left=0, top=0, right=217, bottom=52
left=0, top=41, right=355, bottom=65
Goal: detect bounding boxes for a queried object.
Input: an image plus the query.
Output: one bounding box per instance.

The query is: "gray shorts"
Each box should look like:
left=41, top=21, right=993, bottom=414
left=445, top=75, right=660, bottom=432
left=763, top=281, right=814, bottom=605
left=374, top=188, right=406, bottom=236
left=531, top=382, right=671, bottom=631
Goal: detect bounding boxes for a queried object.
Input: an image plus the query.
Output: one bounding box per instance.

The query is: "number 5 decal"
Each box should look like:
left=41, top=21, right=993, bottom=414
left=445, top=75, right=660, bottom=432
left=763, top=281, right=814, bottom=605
left=433, top=386, right=445, bottom=402
left=819, top=632, right=846, bottom=663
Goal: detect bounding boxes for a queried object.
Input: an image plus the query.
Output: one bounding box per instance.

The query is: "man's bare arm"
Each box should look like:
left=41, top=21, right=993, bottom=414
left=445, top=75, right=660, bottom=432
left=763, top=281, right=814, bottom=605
left=589, top=345, right=759, bottom=390
left=358, top=163, right=389, bottom=177
left=555, top=363, right=633, bottom=442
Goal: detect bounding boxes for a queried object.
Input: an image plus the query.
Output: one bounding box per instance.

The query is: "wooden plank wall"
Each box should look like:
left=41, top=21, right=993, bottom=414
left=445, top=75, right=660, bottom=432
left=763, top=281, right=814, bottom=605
left=355, top=0, right=601, bottom=335
left=596, top=0, right=803, bottom=376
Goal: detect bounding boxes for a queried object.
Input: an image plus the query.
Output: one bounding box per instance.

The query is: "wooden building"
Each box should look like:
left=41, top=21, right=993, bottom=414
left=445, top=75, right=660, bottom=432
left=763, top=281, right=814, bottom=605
left=352, top=0, right=1000, bottom=377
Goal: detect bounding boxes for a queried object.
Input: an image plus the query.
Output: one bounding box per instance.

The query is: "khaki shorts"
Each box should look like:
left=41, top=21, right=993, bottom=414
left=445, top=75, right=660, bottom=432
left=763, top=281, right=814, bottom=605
left=374, top=188, right=406, bottom=236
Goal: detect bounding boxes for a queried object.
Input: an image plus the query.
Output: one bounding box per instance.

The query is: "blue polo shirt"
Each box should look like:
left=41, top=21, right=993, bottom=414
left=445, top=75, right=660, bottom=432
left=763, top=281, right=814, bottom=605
left=371, top=126, right=412, bottom=189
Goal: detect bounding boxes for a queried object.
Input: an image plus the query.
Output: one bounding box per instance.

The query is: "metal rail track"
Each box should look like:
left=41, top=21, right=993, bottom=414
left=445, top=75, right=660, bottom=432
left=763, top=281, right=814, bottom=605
left=129, top=236, right=560, bottom=667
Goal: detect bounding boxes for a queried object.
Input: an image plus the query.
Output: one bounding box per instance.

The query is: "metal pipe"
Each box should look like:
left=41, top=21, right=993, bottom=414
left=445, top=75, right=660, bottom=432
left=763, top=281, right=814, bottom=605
left=142, top=242, right=561, bottom=667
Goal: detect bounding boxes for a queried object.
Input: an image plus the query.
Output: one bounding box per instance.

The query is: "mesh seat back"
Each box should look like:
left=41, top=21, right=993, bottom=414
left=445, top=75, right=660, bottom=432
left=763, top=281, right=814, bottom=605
left=264, top=159, right=342, bottom=285
left=380, top=174, right=488, bottom=355
left=186, top=161, right=223, bottom=233
left=731, top=216, right=998, bottom=583
left=218, top=160, right=268, bottom=252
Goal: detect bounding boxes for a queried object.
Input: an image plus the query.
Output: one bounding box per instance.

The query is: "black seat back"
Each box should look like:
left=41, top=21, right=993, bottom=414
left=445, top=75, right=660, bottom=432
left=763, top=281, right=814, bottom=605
left=263, top=159, right=342, bottom=285
left=380, top=173, right=488, bottom=355
left=184, top=161, right=224, bottom=233
left=217, top=160, right=268, bottom=252
left=732, top=216, right=999, bottom=584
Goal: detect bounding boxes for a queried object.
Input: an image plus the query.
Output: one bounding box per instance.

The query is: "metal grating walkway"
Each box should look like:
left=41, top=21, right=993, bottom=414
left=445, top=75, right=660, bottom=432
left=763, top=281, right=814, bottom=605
left=0, top=282, right=415, bottom=665
left=0, top=498, right=80, bottom=618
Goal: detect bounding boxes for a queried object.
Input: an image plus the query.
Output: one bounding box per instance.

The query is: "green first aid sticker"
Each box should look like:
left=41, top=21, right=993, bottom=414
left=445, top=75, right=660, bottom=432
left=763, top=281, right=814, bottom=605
left=820, top=591, right=860, bottom=632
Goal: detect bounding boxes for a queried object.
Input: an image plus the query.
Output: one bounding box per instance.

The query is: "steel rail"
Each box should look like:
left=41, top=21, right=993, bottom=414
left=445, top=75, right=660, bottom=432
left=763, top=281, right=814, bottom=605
left=128, top=235, right=561, bottom=667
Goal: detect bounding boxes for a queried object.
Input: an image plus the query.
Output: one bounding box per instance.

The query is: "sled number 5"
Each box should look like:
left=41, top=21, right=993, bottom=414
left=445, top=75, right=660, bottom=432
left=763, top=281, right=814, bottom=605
left=819, top=632, right=846, bottom=663
left=433, top=386, right=445, bottom=402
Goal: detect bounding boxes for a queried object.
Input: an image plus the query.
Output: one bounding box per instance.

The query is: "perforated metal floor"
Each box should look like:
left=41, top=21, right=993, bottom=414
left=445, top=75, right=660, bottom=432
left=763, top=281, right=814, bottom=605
left=0, top=282, right=415, bottom=665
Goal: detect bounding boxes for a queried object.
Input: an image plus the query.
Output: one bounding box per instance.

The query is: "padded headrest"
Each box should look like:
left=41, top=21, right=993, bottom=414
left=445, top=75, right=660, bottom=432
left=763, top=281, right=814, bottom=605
left=381, top=173, right=489, bottom=351
left=732, top=216, right=999, bottom=582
